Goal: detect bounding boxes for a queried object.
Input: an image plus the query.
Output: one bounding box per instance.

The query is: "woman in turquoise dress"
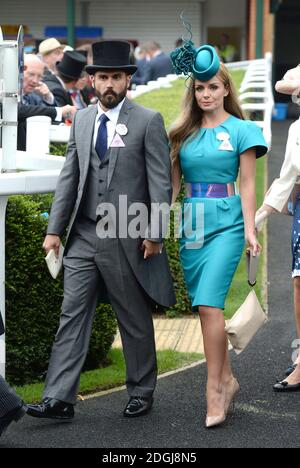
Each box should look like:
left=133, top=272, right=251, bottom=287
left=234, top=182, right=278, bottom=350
left=170, top=45, right=268, bottom=428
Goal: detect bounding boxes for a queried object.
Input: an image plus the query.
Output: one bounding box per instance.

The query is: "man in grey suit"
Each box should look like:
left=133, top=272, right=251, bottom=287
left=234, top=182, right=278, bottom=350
left=27, top=40, right=175, bottom=420
left=0, top=313, right=27, bottom=436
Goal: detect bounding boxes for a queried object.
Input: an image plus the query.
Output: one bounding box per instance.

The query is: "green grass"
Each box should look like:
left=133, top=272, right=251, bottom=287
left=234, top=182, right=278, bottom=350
left=15, top=348, right=203, bottom=403
left=134, top=78, right=185, bottom=128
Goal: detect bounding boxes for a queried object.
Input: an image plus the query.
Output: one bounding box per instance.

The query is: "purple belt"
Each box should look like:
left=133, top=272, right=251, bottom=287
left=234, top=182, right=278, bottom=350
left=185, top=182, right=236, bottom=198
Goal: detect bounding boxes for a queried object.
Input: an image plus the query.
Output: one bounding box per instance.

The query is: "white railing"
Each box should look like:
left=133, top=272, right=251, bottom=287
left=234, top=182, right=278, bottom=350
left=0, top=27, right=66, bottom=376
left=130, top=73, right=180, bottom=99
left=227, top=52, right=274, bottom=149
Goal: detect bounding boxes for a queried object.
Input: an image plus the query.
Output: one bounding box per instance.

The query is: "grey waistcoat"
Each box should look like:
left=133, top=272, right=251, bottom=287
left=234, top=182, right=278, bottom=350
left=79, top=144, right=109, bottom=221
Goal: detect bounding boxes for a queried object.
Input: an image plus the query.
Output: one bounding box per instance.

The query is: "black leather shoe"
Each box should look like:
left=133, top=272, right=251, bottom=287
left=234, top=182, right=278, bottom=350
left=123, top=396, right=153, bottom=418
left=0, top=403, right=27, bottom=436
left=285, top=363, right=297, bottom=377
left=273, top=381, right=300, bottom=392
left=27, top=398, right=74, bottom=419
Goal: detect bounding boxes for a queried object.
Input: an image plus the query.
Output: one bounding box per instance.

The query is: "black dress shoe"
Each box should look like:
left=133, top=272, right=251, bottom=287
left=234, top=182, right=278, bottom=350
left=285, top=363, right=297, bottom=377
left=27, top=398, right=74, bottom=419
left=123, top=396, right=153, bottom=418
left=0, top=403, right=27, bottom=436
left=273, top=380, right=300, bottom=392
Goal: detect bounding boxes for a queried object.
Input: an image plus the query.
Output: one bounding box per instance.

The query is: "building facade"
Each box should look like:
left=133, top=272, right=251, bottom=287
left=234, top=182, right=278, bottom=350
left=0, top=0, right=270, bottom=60
left=1, top=0, right=300, bottom=83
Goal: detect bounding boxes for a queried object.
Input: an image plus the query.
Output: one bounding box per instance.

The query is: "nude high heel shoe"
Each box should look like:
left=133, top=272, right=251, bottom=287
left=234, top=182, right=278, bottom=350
left=205, top=387, right=226, bottom=428
left=225, top=378, right=240, bottom=416
left=205, top=413, right=226, bottom=428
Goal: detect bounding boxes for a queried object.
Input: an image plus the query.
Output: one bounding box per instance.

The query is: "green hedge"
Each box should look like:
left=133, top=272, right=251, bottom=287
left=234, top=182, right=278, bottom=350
left=5, top=195, right=117, bottom=385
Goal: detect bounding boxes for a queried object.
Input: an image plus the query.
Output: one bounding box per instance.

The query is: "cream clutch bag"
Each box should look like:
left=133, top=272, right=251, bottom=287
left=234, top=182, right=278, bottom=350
left=225, top=251, right=268, bottom=354
left=45, top=243, right=64, bottom=279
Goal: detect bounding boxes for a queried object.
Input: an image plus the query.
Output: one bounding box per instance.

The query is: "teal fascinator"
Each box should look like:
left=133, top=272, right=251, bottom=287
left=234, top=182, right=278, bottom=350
left=170, top=15, right=220, bottom=81
left=170, top=40, right=197, bottom=76
left=192, top=45, right=220, bottom=81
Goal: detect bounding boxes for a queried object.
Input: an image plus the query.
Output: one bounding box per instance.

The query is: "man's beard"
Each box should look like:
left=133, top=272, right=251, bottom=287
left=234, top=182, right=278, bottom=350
left=96, top=87, right=127, bottom=109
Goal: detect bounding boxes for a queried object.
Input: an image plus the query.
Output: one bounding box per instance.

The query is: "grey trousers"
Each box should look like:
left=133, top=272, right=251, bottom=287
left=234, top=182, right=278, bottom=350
left=0, top=376, right=22, bottom=417
left=44, top=217, right=157, bottom=404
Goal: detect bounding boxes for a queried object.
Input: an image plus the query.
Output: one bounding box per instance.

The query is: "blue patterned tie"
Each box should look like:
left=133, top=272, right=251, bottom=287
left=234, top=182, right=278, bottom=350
left=95, top=113, right=109, bottom=161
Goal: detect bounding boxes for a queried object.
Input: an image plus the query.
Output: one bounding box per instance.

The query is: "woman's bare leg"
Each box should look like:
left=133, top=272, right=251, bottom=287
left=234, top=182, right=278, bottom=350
left=199, top=306, right=229, bottom=417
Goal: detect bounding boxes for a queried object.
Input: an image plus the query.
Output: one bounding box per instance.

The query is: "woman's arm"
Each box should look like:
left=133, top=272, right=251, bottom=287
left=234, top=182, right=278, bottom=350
left=262, top=122, right=299, bottom=212
left=171, top=158, right=182, bottom=204
left=239, top=148, right=261, bottom=256
left=275, top=66, right=300, bottom=96
left=275, top=79, right=300, bottom=96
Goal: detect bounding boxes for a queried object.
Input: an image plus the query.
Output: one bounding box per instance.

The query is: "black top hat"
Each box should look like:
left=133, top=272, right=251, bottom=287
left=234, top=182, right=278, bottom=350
left=85, top=40, right=137, bottom=75
left=56, top=50, right=87, bottom=80
left=76, top=49, right=88, bottom=59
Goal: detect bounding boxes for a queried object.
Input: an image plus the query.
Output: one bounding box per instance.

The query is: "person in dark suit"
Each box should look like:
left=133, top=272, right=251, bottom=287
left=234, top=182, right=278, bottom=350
left=131, top=45, right=151, bottom=86
left=23, top=54, right=56, bottom=106
left=17, top=102, right=76, bottom=151
left=44, top=51, right=88, bottom=107
left=18, top=53, right=77, bottom=150
left=0, top=313, right=27, bottom=437
left=26, top=40, right=175, bottom=421
left=144, top=41, right=173, bottom=82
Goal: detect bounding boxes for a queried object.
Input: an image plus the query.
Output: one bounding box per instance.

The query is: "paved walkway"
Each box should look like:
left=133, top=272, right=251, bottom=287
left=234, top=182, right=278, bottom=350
left=113, top=316, right=204, bottom=353
left=2, top=121, right=300, bottom=448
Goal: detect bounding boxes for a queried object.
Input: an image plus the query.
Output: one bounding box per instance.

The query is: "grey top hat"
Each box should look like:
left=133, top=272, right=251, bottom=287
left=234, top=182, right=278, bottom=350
left=86, top=40, right=137, bottom=75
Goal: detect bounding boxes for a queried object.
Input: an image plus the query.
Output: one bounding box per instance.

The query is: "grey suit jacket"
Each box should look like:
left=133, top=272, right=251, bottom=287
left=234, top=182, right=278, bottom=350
left=47, top=98, right=176, bottom=307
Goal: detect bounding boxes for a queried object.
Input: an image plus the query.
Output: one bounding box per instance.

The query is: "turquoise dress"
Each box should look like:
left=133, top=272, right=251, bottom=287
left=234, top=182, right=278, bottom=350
left=179, top=115, right=268, bottom=310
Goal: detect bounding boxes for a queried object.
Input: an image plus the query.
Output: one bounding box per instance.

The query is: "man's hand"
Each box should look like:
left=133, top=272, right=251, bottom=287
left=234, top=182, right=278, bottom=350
left=35, top=82, right=53, bottom=102
left=43, top=234, right=61, bottom=257
left=61, top=104, right=77, bottom=121
left=141, top=240, right=162, bottom=259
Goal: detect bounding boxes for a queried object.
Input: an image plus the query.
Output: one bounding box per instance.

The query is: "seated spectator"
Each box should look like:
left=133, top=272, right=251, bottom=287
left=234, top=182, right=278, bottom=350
left=19, top=54, right=77, bottom=151
left=38, top=37, right=65, bottom=77
left=144, top=41, right=173, bottom=82
left=23, top=54, right=55, bottom=106
left=18, top=102, right=76, bottom=151
left=43, top=51, right=88, bottom=107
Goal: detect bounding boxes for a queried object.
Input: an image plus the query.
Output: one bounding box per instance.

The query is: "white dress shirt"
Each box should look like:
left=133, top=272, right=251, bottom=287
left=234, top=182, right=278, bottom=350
left=93, top=98, right=126, bottom=148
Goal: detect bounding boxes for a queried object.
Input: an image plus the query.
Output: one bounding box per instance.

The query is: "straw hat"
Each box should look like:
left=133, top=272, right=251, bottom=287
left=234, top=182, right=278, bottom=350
left=39, top=38, right=64, bottom=56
